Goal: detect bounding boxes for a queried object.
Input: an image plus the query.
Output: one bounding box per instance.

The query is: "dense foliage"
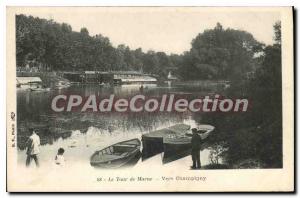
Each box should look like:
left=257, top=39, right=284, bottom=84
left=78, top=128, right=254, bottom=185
left=179, top=23, right=264, bottom=80
left=204, top=22, right=282, bottom=168
left=16, top=14, right=178, bottom=79
left=17, top=15, right=263, bottom=81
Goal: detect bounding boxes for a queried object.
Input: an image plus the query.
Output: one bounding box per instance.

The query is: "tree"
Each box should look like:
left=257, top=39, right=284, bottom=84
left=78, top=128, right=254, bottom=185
left=179, top=23, right=264, bottom=81
left=223, top=21, right=282, bottom=167
left=16, top=16, right=266, bottom=81
left=274, top=21, right=281, bottom=45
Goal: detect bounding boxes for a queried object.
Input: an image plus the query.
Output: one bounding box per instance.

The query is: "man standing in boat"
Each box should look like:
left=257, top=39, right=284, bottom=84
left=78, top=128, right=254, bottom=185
left=25, top=128, right=40, bottom=167
left=191, top=128, right=201, bottom=169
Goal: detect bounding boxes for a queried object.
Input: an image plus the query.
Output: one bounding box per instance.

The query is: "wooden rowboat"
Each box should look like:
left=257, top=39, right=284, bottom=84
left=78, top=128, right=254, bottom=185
left=163, top=125, right=214, bottom=163
left=90, top=138, right=141, bottom=168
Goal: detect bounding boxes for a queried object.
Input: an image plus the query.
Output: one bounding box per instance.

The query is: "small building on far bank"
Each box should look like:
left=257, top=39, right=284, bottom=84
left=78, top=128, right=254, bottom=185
left=62, top=71, right=157, bottom=84
left=16, top=77, right=42, bottom=88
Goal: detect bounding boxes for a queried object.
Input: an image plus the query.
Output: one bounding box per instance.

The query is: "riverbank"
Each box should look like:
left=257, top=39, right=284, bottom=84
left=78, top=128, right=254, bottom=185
left=17, top=71, right=69, bottom=88
left=18, top=120, right=226, bottom=170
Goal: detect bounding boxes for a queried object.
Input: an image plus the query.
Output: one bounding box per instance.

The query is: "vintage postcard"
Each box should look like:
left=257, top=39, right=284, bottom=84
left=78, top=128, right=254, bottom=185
left=6, top=7, right=294, bottom=192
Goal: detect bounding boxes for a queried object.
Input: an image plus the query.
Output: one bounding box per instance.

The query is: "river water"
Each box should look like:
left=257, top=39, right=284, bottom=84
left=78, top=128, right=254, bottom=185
left=17, top=82, right=224, bottom=169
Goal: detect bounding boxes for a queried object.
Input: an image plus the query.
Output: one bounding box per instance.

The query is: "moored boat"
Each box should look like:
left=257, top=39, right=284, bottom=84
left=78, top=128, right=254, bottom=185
left=163, top=125, right=215, bottom=163
left=141, top=124, right=190, bottom=160
left=90, top=138, right=141, bottom=168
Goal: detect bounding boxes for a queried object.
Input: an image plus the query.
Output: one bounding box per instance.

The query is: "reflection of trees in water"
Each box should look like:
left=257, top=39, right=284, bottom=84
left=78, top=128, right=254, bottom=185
left=79, top=111, right=185, bottom=133
left=17, top=84, right=212, bottom=150
left=17, top=111, right=186, bottom=150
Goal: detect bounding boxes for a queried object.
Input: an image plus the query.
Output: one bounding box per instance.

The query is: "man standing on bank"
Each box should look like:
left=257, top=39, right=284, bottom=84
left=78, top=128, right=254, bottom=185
left=26, top=128, right=40, bottom=167
left=191, top=128, right=201, bottom=169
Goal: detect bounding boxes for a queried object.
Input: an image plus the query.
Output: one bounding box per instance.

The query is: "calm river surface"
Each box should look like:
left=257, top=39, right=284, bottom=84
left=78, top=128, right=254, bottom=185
left=17, top=82, right=224, bottom=167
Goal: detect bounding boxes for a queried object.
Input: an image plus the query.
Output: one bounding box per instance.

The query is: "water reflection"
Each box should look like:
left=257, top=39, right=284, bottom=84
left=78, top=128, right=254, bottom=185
left=17, top=83, right=219, bottom=150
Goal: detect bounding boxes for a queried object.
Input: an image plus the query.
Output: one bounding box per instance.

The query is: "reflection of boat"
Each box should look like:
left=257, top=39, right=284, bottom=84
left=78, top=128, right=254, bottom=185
left=55, top=81, right=71, bottom=89
left=90, top=139, right=141, bottom=168
left=163, top=125, right=214, bottom=163
left=99, top=82, right=110, bottom=87
left=29, top=87, right=51, bottom=92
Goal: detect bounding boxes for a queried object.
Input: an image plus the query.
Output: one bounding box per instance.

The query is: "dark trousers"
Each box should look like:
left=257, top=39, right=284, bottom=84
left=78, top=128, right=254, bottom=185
left=26, top=154, right=39, bottom=167
left=191, top=149, right=201, bottom=168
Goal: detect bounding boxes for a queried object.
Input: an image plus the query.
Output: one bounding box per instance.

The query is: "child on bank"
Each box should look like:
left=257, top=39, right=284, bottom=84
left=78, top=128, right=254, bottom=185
left=55, top=148, right=65, bottom=166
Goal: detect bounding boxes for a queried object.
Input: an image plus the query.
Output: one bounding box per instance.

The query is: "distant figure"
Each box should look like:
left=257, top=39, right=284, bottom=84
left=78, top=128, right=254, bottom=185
left=139, top=85, right=144, bottom=92
left=26, top=129, right=40, bottom=167
left=55, top=148, right=65, bottom=166
left=191, top=128, right=202, bottom=169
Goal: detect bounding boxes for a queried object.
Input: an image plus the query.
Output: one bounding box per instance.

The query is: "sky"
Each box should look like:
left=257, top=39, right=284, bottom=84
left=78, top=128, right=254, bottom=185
left=15, top=7, right=281, bottom=54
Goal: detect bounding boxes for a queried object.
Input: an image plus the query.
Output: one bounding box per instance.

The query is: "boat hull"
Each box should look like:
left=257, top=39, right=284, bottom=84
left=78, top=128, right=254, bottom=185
left=163, top=142, right=192, bottom=164
left=141, top=124, right=190, bottom=161
left=162, top=125, right=214, bottom=164
left=90, top=138, right=141, bottom=169
left=91, top=149, right=141, bottom=169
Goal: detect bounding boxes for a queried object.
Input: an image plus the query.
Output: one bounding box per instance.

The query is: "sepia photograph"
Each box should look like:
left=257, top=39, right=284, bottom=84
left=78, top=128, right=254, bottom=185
left=6, top=6, right=294, bottom=192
